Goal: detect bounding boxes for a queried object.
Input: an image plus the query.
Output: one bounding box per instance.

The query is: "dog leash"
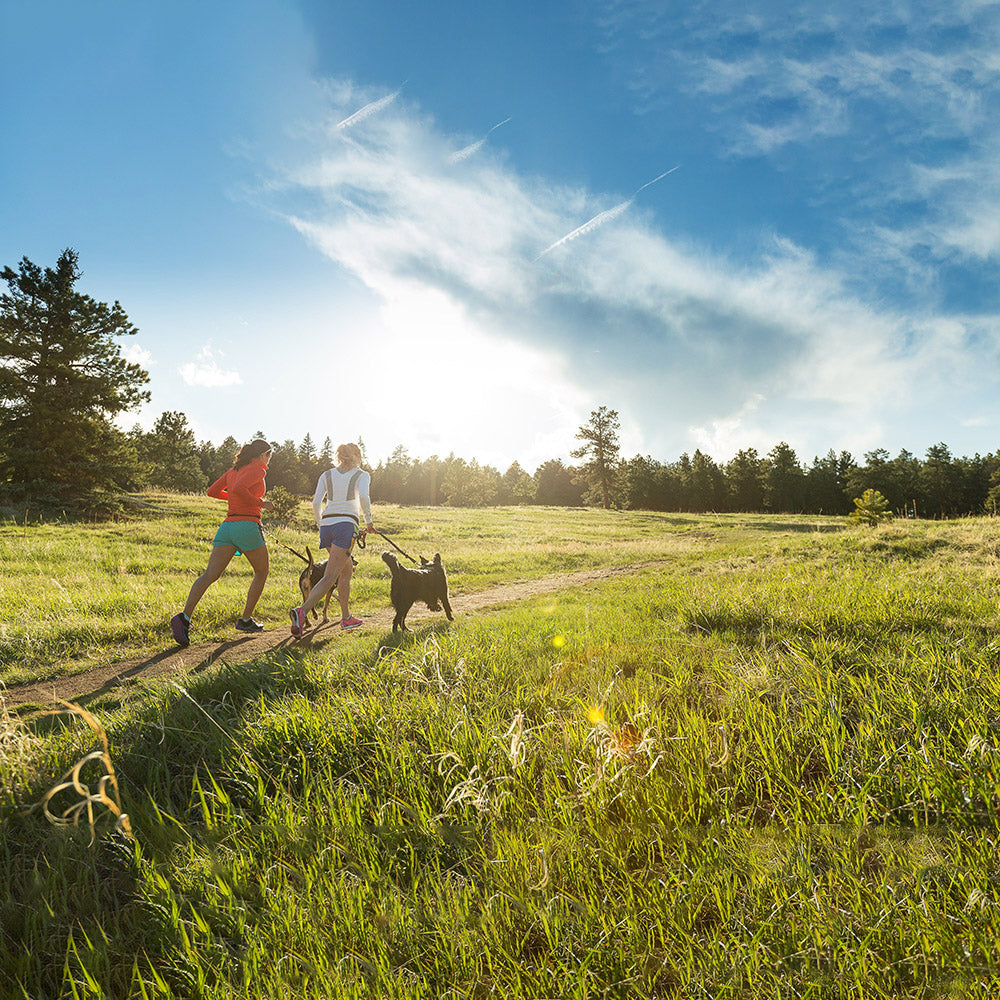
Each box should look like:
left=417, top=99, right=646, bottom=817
left=267, top=524, right=415, bottom=566
left=357, top=527, right=417, bottom=564
left=261, top=527, right=310, bottom=564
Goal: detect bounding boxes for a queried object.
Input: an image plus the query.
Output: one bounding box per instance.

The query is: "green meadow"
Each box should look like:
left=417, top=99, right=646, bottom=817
left=2, top=499, right=1000, bottom=997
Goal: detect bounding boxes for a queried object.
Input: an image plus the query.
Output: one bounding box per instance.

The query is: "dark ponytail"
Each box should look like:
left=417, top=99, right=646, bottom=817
left=234, top=438, right=272, bottom=470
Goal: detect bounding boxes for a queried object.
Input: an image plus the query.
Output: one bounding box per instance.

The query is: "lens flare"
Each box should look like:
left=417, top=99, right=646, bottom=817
left=588, top=705, right=606, bottom=726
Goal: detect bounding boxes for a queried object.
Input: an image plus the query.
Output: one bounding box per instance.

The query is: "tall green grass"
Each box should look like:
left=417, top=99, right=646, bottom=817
left=2, top=505, right=1000, bottom=996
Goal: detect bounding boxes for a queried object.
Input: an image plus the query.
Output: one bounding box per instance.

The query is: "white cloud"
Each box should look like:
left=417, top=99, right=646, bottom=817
left=604, top=2, right=1000, bottom=151
left=268, top=81, right=1000, bottom=462
left=179, top=346, right=242, bottom=388
left=595, top=0, right=1000, bottom=280
left=122, top=343, right=152, bottom=367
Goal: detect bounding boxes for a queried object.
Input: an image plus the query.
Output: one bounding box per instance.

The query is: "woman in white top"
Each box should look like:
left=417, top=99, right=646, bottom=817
left=289, top=442, right=374, bottom=635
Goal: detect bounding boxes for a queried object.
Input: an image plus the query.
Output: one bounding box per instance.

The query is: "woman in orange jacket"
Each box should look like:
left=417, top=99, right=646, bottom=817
left=170, top=438, right=274, bottom=646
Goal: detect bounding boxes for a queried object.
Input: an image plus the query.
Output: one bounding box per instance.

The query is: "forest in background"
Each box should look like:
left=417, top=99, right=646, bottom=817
left=3, top=248, right=1000, bottom=518
left=134, top=408, right=1000, bottom=518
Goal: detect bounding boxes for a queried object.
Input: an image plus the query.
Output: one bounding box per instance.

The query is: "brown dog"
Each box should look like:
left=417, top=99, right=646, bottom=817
left=297, top=546, right=357, bottom=623
left=298, top=546, right=333, bottom=623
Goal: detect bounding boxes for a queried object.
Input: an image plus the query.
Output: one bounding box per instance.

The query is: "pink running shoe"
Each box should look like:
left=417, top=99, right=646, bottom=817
left=289, top=606, right=306, bottom=637
left=340, top=616, right=363, bottom=630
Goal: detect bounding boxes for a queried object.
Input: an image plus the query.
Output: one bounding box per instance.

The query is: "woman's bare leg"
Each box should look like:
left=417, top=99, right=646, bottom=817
left=184, top=545, right=236, bottom=617
left=241, top=545, right=270, bottom=619
left=335, top=560, right=354, bottom=619
left=301, top=545, right=350, bottom=617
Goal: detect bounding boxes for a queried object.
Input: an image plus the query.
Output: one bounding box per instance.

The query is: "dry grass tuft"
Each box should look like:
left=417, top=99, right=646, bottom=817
left=37, top=699, right=132, bottom=844
left=0, top=690, right=38, bottom=797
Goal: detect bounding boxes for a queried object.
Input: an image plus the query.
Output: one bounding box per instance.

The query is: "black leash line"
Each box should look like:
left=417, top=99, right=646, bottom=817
left=266, top=525, right=418, bottom=566
left=357, top=527, right=417, bottom=564
left=261, top=527, right=309, bottom=564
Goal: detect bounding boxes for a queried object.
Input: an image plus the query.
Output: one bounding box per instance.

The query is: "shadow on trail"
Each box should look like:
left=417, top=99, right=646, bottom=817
left=743, top=520, right=845, bottom=534
left=11, top=635, right=267, bottom=721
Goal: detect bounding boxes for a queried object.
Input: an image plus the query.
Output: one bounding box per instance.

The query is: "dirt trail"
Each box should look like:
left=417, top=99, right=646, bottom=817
left=3, top=561, right=667, bottom=711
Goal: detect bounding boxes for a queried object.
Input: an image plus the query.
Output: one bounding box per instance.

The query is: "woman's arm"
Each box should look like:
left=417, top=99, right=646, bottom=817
left=206, top=470, right=230, bottom=500
left=312, top=473, right=326, bottom=527
left=359, top=471, right=373, bottom=528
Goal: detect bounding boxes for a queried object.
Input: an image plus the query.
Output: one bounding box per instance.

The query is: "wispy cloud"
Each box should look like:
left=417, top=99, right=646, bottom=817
left=335, top=87, right=402, bottom=130
left=122, top=344, right=152, bottom=367
left=270, top=82, right=1000, bottom=460
left=179, top=346, right=242, bottom=388
left=535, top=167, right=679, bottom=259
left=449, top=117, right=512, bottom=163
left=594, top=0, right=1000, bottom=279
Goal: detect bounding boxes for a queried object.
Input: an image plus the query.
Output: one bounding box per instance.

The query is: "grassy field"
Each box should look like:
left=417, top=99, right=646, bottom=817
left=2, top=499, right=1000, bottom=997
left=0, top=495, right=696, bottom=687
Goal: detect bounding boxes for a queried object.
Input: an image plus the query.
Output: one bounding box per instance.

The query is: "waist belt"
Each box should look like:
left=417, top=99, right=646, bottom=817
left=322, top=512, right=359, bottom=523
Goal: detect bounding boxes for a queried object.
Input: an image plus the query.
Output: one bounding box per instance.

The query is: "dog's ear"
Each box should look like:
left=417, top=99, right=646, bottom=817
left=433, top=553, right=442, bottom=564
left=420, top=556, right=430, bottom=565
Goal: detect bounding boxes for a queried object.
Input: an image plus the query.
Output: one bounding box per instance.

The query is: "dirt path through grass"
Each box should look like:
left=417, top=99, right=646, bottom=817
left=3, top=560, right=667, bottom=711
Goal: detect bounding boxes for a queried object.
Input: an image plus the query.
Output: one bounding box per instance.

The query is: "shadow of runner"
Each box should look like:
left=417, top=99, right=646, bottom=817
left=8, top=636, right=264, bottom=719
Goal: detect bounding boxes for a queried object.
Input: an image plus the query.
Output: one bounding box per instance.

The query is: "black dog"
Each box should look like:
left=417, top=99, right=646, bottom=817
left=382, top=551, right=454, bottom=632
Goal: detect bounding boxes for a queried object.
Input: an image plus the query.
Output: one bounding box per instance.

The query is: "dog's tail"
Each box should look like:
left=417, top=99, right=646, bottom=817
left=306, top=546, right=315, bottom=573
left=381, top=550, right=400, bottom=574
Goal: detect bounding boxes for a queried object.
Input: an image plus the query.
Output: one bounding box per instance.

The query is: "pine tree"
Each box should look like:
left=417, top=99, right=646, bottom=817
left=764, top=442, right=804, bottom=513
left=0, top=249, right=149, bottom=501
left=850, top=488, right=893, bottom=527
left=139, top=411, right=205, bottom=492
left=571, top=406, right=621, bottom=508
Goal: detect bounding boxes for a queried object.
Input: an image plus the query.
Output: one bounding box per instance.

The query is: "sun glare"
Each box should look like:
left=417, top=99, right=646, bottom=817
left=358, top=289, right=588, bottom=467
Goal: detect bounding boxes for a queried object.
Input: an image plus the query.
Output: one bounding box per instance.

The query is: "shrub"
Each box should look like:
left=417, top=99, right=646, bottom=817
left=849, top=488, right=893, bottom=527
left=265, top=485, right=301, bottom=525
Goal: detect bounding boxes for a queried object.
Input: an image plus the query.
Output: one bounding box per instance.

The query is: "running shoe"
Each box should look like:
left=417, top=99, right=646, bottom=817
left=170, top=612, right=190, bottom=647
left=236, top=617, right=265, bottom=633
left=340, top=616, right=363, bottom=630
left=289, top=606, right=306, bottom=637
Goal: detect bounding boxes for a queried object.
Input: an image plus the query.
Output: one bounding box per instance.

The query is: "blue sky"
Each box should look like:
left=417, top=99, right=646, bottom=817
left=3, top=0, right=1000, bottom=471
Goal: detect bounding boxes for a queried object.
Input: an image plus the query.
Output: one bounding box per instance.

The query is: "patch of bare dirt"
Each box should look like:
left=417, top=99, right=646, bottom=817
left=2, top=561, right=667, bottom=711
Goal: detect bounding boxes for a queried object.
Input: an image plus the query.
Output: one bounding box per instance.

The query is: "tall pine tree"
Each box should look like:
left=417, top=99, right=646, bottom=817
left=0, top=249, right=149, bottom=502
left=571, top=406, right=621, bottom=508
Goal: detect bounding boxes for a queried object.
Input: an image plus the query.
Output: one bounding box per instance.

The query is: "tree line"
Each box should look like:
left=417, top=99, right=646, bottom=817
left=3, top=249, right=1000, bottom=518
left=93, top=406, right=1000, bottom=520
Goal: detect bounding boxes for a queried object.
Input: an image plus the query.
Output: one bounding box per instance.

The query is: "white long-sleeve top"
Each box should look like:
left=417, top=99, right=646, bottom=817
left=312, top=465, right=372, bottom=528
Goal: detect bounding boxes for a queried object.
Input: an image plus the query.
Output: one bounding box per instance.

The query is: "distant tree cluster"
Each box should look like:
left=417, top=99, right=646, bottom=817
left=4, top=250, right=1000, bottom=519
left=125, top=407, right=1000, bottom=520
left=617, top=442, right=1000, bottom=518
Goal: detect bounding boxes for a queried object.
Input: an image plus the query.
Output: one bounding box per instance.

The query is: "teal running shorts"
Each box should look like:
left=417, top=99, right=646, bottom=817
left=212, top=520, right=265, bottom=554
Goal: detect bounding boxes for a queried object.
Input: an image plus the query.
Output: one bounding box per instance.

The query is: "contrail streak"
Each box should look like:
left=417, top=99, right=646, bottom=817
left=449, top=117, right=512, bottom=163
left=535, top=165, right=680, bottom=260
left=336, top=89, right=402, bottom=130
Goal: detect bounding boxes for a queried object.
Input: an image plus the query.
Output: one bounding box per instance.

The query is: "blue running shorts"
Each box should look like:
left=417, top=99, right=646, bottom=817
left=213, top=520, right=265, bottom=554
left=319, top=520, right=356, bottom=551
